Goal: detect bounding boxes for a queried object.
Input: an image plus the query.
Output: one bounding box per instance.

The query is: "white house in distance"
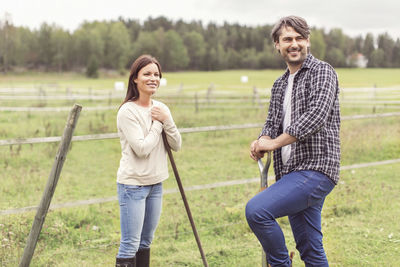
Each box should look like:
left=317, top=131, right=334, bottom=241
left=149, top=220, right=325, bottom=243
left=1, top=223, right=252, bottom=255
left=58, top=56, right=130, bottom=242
left=347, top=53, right=368, bottom=68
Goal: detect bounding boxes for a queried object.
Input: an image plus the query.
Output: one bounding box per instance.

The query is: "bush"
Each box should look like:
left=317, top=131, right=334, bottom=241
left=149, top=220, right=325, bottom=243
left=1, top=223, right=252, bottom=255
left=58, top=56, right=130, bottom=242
left=86, top=55, right=99, bottom=78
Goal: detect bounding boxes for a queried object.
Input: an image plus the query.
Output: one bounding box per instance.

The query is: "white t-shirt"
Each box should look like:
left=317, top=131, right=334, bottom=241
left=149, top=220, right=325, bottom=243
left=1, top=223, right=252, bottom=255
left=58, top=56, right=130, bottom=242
left=281, top=71, right=297, bottom=165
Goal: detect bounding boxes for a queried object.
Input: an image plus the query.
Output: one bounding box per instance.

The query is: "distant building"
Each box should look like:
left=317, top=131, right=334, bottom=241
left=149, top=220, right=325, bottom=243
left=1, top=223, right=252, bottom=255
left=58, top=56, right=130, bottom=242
left=347, top=53, right=368, bottom=68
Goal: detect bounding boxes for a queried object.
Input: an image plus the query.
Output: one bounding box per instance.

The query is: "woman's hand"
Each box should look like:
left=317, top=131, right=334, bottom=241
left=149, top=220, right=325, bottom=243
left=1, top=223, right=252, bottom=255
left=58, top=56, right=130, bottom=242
left=151, top=106, right=168, bottom=123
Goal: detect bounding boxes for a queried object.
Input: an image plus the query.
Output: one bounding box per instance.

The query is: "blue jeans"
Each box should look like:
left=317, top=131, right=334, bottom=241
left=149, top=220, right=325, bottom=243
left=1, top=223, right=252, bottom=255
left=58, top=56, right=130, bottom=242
left=117, top=182, right=163, bottom=258
left=245, top=170, right=335, bottom=267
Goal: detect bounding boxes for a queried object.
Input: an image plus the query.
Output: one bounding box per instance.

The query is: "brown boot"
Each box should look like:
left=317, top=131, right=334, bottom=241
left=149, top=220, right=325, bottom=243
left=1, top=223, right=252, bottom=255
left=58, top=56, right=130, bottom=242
left=136, top=248, right=150, bottom=267
left=289, top=251, right=295, bottom=266
left=116, top=256, right=136, bottom=267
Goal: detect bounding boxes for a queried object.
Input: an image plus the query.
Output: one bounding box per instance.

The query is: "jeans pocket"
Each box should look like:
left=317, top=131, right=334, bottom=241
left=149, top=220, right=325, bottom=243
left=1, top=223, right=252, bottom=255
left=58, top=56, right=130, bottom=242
left=308, top=177, right=335, bottom=207
left=124, top=185, right=142, bottom=190
left=124, top=184, right=146, bottom=200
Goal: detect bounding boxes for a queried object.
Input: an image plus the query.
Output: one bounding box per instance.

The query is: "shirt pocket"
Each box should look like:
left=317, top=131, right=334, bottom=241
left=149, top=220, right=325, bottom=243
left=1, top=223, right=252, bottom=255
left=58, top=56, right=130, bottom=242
left=292, top=81, right=310, bottom=116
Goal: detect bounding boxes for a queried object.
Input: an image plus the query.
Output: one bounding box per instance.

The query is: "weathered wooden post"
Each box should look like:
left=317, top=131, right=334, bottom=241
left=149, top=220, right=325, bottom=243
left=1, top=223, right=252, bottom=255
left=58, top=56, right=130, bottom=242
left=195, top=92, right=199, bottom=113
left=66, top=87, right=71, bottom=105
left=206, top=83, right=214, bottom=104
left=108, top=91, right=112, bottom=106
left=19, top=104, right=82, bottom=267
left=88, top=87, right=92, bottom=102
left=38, top=87, right=46, bottom=107
left=178, top=82, right=183, bottom=94
left=252, top=86, right=258, bottom=105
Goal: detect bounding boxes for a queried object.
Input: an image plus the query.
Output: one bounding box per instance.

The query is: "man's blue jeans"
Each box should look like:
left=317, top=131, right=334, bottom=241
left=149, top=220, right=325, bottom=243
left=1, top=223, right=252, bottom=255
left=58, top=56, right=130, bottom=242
left=117, top=182, right=163, bottom=258
left=245, top=170, right=335, bottom=267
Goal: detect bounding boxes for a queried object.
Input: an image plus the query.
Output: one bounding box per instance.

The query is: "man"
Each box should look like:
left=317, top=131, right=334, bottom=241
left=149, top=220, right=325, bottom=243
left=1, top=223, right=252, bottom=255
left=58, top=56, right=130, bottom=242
left=245, top=16, right=340, bottom=267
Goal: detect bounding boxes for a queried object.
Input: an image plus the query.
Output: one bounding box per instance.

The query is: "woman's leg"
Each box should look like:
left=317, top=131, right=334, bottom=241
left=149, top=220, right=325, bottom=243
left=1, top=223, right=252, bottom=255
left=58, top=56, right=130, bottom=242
left=139, top=182, right=163, bottom=248
left=117, top=183, right=149, bottom=258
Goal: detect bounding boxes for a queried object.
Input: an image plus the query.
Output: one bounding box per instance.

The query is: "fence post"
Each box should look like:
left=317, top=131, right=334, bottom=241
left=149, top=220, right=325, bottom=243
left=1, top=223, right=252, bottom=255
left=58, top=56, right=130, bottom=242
left=252, top=86, right=258, bottom=105
left=19, top=104, right=82, bottom=267
left=178, top=83, right=183, bottom=94
left=108, top=91, right=112, bottom=106
left=88, top=87, right=92, bottom=102
left=195, top=92, right=199, bottom=113
left=206, top=83, right=214, bottom=104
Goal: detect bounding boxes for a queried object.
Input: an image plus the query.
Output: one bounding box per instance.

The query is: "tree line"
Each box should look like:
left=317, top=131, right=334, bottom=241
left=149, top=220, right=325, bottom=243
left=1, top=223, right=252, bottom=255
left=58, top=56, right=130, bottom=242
left=1, top=15, right=400, bottom=75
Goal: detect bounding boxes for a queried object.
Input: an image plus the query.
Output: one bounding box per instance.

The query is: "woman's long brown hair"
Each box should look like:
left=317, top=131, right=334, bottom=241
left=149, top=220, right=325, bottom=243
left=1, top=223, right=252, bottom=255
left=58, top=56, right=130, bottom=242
left=119, top=55, right=162, bottom=109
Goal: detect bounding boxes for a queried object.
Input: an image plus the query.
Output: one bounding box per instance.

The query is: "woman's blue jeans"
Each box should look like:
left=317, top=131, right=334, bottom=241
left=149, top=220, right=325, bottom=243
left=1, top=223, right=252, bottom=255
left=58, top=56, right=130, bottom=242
left=245, top=170, right=335, bottom=267
left=117, top=182, right=163, bottom=258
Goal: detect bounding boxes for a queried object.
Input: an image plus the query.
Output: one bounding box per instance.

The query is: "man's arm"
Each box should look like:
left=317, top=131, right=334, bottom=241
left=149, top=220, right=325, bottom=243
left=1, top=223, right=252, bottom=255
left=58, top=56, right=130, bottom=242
left=250, top=134, right=297, bottom=161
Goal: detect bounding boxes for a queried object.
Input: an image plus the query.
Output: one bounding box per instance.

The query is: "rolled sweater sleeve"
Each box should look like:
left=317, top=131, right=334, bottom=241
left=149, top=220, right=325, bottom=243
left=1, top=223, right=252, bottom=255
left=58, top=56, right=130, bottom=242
left=117, top=108, right=163, bottom=158
left=285, top=63, right=338, bottom=141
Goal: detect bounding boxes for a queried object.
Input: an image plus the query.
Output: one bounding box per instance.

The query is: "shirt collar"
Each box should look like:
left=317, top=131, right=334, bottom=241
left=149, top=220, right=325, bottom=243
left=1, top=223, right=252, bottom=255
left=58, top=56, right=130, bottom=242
left=282, top=53, right=314, bottom=80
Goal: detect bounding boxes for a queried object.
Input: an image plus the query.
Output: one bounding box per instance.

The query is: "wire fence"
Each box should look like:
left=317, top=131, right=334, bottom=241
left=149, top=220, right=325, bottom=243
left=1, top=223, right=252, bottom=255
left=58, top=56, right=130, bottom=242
left=1, top=112, right=399, bottom=147
left=2, top=169, right=399, bottom=267
left=2, top=158, right=399, bottom=216
left=2, top=88, right=400, bottom=265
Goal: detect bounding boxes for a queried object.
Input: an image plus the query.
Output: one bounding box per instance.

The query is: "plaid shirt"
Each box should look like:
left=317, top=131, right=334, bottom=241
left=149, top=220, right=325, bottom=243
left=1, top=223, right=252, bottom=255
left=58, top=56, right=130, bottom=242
left=260, top=54, right=341, bottom=184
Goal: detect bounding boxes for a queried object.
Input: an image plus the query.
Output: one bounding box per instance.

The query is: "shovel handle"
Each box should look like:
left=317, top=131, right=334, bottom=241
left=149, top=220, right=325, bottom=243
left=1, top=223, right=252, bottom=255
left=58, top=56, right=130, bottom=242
left=258, top=151, right=271, bottom=190
left=257, top=151, right=272, bottom=267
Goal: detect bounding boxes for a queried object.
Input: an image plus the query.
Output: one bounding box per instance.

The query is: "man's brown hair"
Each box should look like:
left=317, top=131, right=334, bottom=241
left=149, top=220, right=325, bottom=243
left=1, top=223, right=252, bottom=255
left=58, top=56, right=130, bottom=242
left=271, top=16, right=310, bottom=42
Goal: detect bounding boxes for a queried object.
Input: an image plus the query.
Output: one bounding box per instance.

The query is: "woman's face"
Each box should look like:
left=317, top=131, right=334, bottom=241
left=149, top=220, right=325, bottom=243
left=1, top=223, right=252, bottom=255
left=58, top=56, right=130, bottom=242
left=134, top=63, right=160, bottom=97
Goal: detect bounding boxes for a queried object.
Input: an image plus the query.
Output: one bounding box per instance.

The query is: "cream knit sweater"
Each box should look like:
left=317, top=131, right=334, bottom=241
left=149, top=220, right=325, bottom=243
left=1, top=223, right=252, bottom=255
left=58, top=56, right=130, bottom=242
left=116, top=100, right=181, bottom=185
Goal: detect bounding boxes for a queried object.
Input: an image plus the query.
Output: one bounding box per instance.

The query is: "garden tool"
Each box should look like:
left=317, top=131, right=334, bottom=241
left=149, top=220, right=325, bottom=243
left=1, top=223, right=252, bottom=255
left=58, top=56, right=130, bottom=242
left=258, top=151, right=271, bottom=267
left=162, top=131, right=209, bottom=267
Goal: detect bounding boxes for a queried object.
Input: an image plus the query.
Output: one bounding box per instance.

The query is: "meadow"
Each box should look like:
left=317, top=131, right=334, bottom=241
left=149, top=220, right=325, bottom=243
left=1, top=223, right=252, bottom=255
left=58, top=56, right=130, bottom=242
left=1, top=69, right=400, bottom=266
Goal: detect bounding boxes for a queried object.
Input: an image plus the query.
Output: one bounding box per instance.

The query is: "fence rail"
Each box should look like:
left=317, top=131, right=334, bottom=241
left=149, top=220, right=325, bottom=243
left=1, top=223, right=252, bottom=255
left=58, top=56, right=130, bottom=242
left=2, top=158, right=399, bottom=216
left=1, top=112, right=400, bottom=146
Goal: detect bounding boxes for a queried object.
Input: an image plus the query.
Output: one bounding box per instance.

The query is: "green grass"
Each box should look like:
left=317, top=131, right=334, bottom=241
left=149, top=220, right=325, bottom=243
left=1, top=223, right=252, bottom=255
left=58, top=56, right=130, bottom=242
left=2, top=163, right=399, bottom=266
left=336, top=68, right=400, bottom=88
left=1, top=69, right=400, bottom=266
left=2, top=68, right=400, bottom=92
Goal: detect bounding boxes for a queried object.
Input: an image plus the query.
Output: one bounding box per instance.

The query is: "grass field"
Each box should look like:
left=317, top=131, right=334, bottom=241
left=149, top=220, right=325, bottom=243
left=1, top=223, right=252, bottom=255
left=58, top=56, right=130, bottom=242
left=1, top=69, right=400, bottom=266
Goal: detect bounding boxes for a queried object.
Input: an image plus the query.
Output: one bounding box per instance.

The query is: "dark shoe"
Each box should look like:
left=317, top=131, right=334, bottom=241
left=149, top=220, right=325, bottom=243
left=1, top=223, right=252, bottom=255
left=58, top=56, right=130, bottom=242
left=116, top=257, right=136, bottom=267
left=136, top=248, right=150, bottom=267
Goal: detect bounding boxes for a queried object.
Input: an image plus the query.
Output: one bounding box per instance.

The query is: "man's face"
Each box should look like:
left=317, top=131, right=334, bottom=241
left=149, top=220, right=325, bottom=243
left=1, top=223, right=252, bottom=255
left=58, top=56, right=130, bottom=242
left=275, top=26, right=310, bottom=66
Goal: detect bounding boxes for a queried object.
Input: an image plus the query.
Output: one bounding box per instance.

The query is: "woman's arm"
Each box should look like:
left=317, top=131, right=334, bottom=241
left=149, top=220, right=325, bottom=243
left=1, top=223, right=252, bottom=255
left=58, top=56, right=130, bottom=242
left=118, top=108, right=163, bottom=158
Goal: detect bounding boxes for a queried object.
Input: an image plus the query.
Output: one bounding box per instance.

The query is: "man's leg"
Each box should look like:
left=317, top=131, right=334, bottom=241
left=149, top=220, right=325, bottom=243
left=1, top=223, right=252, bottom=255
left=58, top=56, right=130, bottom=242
left=245, top=170, right=335, bottom=267
left=289, top=171, right=335, bottom=267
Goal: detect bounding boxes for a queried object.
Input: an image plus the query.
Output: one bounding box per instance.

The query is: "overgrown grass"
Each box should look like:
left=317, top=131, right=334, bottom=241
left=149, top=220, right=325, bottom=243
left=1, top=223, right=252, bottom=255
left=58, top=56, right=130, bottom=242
left=1, top=116, right=399, bottom=210
left=1, top=70, right=400, bottom=266
left=2, top=163, right=399, bottom=266
left=2, top=68, right=400, bottom=91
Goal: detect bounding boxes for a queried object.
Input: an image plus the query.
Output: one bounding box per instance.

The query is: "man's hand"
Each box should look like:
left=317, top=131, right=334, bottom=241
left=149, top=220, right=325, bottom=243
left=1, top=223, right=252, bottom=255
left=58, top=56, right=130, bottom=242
left=250, top=134, right=297, bottom=161
left=256, top=137, right=277, bottom=153
left=250, top=136, right=275, bottom=161
left=250, top=139, right=265, bottom=161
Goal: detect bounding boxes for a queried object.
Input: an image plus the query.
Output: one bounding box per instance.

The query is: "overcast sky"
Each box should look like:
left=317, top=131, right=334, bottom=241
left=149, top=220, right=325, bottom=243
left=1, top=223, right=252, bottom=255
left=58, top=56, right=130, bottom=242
left=2, top=0, right=400, bottom=40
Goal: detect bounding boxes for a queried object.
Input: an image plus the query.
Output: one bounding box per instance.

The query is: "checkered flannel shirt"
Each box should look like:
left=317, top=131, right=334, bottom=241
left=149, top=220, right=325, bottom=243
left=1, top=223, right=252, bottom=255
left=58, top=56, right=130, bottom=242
left=260, top=54, right=341, bottom=184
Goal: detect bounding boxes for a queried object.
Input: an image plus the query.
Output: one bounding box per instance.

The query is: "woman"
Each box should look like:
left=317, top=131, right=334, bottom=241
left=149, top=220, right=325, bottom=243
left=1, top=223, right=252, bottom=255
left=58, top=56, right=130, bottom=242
left=116, top=55, right=181, bottom=267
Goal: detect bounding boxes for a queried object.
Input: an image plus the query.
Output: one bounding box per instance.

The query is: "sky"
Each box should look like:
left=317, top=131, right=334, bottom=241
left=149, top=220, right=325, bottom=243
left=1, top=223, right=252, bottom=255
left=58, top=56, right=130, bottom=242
left=2, top=0, right=400, bottom=40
